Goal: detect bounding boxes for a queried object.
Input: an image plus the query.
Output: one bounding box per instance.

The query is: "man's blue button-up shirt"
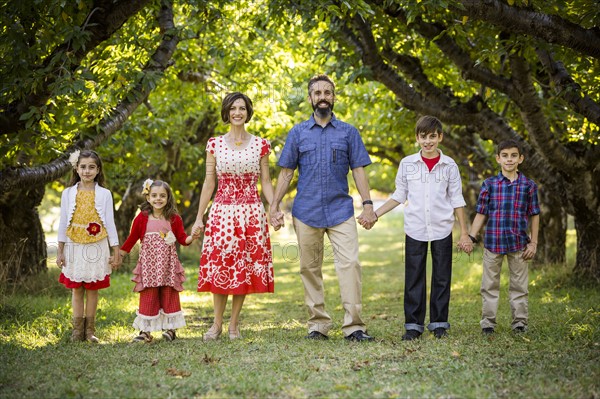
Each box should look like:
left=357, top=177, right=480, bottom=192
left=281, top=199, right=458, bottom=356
left=277, top=114, right=372, bottom=228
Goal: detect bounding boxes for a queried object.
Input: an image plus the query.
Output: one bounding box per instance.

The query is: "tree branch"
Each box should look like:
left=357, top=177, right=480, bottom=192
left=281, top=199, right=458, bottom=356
left=410, top=19, right=517, bottom=98
left=370, top=0, right=518, bottom=97
left=0, top=0, right=179, bottom=193
left=0, top=0, right=151, bottom=135
left=536, top=49, right=600, bottom=125
left=456, top=0, right=600, bottom=59
left=342, top=10, right=563, bottom=200
left=347, top=14, right=511, bottom=139
left=343, top=15, right=424, bottom=112
left=508, top=51, right=581, bottom=171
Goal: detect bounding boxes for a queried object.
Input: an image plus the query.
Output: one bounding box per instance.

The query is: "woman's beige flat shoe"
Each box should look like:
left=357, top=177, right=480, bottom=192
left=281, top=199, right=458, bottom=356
left=228, top=324, right=242, bottom=340
left=203, top=324, right=222, bottom=341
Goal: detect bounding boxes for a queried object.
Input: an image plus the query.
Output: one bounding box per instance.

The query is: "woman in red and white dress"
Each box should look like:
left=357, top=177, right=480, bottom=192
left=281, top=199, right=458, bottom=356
left=192, top=92, right=276, bottom=341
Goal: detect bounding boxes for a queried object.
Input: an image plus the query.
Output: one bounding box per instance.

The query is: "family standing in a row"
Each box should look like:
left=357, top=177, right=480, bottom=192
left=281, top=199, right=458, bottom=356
left=56, top=74, right=540, bottom=344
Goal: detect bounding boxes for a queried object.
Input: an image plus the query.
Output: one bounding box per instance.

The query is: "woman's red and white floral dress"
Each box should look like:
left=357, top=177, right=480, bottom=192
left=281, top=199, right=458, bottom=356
left=197, top=135, right=274, bottom=295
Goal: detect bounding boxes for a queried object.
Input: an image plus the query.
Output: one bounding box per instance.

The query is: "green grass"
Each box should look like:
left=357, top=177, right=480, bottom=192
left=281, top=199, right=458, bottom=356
left=1, top=213, right=598, bottom=398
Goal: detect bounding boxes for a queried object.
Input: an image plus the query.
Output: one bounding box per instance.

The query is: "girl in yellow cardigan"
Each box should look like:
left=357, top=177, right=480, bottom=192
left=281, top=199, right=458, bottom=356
left=57, top=150, right=120, bottom=343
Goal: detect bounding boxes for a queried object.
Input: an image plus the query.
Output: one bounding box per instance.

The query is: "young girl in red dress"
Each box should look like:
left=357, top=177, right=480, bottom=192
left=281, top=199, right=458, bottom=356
left=120, top=179, right=196, bottom=342
left=57, top=150, right=121, bottom=343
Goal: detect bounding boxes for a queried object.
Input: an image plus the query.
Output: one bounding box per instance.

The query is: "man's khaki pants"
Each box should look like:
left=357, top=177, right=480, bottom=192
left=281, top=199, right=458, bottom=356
left=293, top=217, right=366, bottom=336
left=481, top=248, right=529, bottom=330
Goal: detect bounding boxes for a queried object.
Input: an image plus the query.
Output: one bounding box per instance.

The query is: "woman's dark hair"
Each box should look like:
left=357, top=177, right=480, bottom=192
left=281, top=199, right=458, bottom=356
left=68, top=150, right=106, bottom=187
left=140, top=180, right=179, bottom=221
left=220, top=92, right=253, bottom=123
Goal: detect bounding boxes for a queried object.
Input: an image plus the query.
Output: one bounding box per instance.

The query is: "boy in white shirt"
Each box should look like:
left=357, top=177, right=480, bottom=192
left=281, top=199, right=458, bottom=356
left=367, top=116, right=472, bottom=340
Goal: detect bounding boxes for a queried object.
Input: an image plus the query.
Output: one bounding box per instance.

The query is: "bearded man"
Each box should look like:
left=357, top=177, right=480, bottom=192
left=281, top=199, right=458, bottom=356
left=270, top=74, right=377, bottom=342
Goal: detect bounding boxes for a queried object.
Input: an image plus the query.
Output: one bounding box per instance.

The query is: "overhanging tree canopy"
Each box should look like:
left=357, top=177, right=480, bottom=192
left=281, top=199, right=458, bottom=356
left=0, top=0, right=598, bottom=282
left=268, top=0, right=600, bottom=278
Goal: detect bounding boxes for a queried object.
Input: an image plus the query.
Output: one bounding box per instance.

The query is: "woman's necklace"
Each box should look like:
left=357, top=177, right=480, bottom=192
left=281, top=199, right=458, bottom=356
left=229, top=132, right=247, bottom=146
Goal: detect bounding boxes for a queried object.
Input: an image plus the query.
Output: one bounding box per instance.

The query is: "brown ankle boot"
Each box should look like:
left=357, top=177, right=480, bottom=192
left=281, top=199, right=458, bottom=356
left=84, top=316, right=99, bottom=343
left=70, top=317, right=85, bottom=342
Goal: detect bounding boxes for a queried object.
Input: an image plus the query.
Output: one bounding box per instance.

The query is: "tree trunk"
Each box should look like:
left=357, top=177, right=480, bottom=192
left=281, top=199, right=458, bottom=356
left=572, top=211, right=600, bottom=282
left=534, top=186, right=567, bottom=266
left=0, top=185, right=46, bottom=282
left=0, top=0, right=179, bottom=278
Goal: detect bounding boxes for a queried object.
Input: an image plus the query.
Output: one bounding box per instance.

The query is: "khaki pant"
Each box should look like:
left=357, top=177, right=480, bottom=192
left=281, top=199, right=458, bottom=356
left=293, top=217, right=365, bottom=336
left=481, top=249, right=529, bottom=330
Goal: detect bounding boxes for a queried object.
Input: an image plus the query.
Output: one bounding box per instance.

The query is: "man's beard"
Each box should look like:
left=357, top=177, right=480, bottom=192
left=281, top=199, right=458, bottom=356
left=313, top=101, right=333, bottom=118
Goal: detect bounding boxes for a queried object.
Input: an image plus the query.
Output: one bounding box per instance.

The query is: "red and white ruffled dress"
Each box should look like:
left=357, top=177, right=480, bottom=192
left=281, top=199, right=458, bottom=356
left=198, top=135, right=274, bottom=295
left=132, top=218, right=186, bottom=331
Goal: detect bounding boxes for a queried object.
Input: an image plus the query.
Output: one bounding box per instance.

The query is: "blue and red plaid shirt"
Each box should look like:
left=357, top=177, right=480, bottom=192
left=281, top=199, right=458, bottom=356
left=475, top=172, right=540, bottom=254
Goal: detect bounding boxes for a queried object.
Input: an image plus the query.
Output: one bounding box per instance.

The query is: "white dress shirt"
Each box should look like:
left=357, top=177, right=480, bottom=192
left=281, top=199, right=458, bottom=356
left=391, top=150, right=466, bottom=242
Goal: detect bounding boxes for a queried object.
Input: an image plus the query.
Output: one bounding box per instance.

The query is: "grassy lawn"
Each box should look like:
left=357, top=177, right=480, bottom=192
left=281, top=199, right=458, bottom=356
left=0, top=213, right=598, bottom=398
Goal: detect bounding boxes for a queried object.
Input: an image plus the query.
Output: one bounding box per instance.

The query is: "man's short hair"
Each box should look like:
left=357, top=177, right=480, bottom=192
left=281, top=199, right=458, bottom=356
left=497, top=139, right=523, bottom=155
left=415, top=115, right=443, bottom=135
left=308, top=74, right=335, bottom=95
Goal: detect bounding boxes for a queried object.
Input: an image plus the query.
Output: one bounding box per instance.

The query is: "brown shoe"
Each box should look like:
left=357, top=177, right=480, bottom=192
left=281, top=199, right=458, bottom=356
left=162, top=329, right=176, bottom=342
left=132, top=331, right=153, bottom=343
left=84, top=316, right=99, bottom=343
left=70, top=317, right=85, bottom=342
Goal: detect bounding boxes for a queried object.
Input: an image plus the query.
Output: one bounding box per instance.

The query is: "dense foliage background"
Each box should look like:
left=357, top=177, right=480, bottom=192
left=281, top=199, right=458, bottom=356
left=0, top=0, right=598, bottom=282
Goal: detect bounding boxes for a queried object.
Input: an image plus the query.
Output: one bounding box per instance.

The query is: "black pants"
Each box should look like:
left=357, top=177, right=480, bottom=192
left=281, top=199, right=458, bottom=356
left=404, top=233, right=452, bottom=332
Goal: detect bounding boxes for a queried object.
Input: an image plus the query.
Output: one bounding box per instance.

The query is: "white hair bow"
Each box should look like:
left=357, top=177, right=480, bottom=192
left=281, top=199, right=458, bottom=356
left=68, top=150, right=81, bottom=168
left=141, top=179, right=154, bottom=195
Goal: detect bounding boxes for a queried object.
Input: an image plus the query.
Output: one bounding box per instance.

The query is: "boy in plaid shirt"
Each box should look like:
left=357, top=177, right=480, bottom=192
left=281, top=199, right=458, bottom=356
left=468, top=139, right=540, bottom=335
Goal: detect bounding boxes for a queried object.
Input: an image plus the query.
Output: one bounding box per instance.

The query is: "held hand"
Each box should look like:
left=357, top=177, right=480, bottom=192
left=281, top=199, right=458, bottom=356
left=522, top=242, right=537, bottom=260
left=192, top=221, right=205, bottom=238
left=357, top=208, right=377, bottom=230
left=269, top=209, right=284, bottom=231
left=56, top=252, right=65, bottom=268
left=276, top=211, right=285, bottom=229
left=109, top=250, right=122, bottom=270
left=457, top=242, right=473, bottom=254
left=457, top=234, right=474, bottom=254
left=185, top=234, right=195, bottom=245
left=356, top=214, right=372, bottom=230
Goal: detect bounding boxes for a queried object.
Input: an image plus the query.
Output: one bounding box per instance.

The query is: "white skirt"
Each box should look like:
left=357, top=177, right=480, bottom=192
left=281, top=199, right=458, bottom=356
left=62, top=237, right=112, bottom=282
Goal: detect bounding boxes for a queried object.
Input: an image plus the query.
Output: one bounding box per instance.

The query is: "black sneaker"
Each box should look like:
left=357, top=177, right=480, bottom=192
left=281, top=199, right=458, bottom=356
left=482, top=327, right=494, bottom=335
left=305, top=331, right=328, bottom=340
left=344, top=330, right=374, bottom=342
left=513, top=326, right=526, bottom=333
left=433, top=327, right=448, bottom=339
left=401, top=330, right=422, bottom=341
